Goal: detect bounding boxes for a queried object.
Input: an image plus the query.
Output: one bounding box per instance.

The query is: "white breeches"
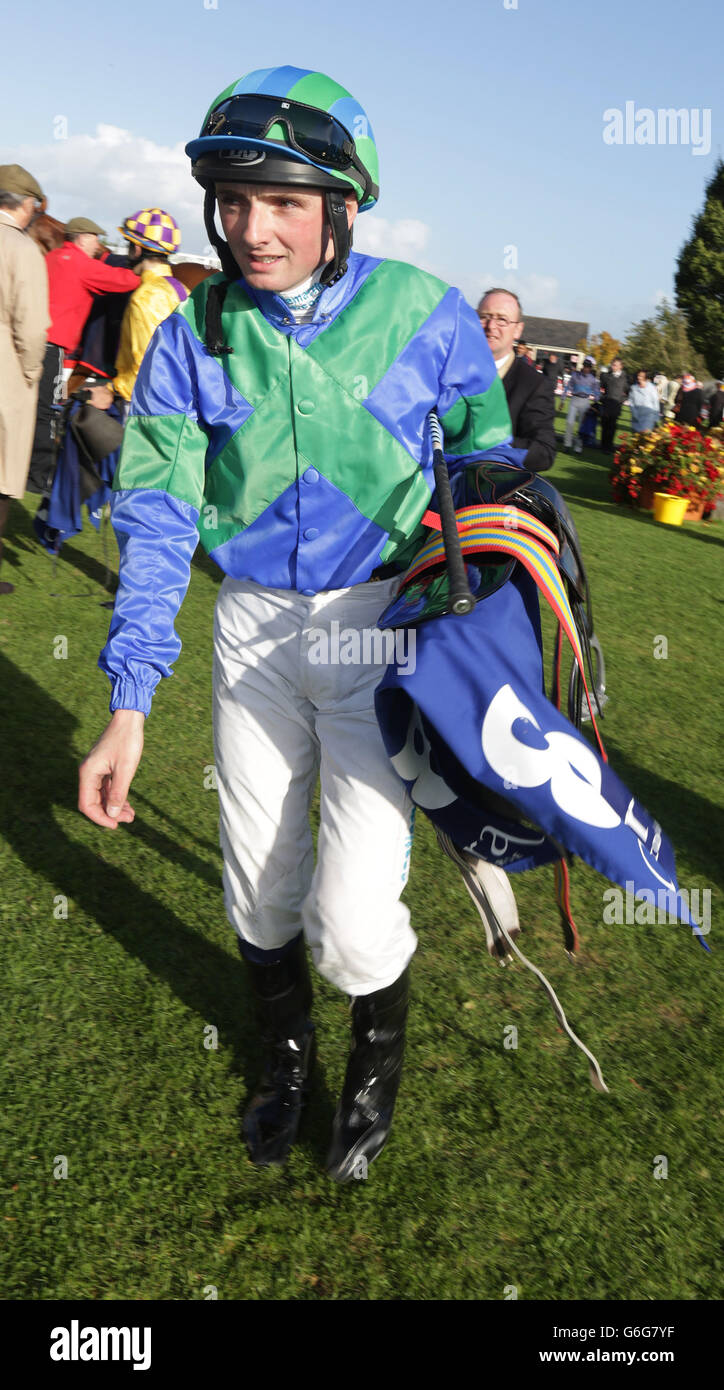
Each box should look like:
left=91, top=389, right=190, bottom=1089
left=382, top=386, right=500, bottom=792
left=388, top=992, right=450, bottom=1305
left=212, top=576, right=417, bottom=996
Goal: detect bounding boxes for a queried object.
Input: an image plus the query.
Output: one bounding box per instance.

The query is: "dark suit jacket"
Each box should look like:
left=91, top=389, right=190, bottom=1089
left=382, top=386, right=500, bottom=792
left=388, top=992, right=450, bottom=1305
left=675, top=386, right=703, bottom=426
left=708, top=389, right=724, bottom=428
left=599, top=369, right=629, bottom=405
left=502, top=355, right=556, bottom=471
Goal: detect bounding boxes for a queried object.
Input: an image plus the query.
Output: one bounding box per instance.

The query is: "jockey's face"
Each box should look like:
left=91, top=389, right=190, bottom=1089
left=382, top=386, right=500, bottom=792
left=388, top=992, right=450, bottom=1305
left=216, top=182, right=357, bottom=292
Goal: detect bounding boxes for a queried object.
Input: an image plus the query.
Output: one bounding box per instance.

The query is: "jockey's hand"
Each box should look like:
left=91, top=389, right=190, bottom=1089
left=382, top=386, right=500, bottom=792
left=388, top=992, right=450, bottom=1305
left=85, top=384, right=114, bottom=411
left=78, top=709, right=145, bottom=829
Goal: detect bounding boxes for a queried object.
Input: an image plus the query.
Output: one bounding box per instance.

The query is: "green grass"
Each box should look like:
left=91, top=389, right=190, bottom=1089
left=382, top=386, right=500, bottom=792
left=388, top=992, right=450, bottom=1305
left=1, top=431, right=722, bottom=1301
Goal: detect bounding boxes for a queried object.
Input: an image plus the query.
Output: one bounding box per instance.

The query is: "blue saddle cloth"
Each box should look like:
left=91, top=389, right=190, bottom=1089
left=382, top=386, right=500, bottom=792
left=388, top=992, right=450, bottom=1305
left=375, top=566, right=702, bottom=937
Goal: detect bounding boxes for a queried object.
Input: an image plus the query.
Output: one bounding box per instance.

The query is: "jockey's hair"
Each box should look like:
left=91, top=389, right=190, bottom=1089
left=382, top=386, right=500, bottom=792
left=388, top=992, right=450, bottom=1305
left=0, top=191, right=26, bottom=209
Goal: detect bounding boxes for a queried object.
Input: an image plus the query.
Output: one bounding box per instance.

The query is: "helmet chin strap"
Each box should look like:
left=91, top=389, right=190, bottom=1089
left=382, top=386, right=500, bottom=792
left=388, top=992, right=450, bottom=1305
left=204, top=186, right=353, bottom=288
left=201, top=185, right=354, bottom=353
left=203, top=188, right=241, bottom=281
left=319, top=191, right=352, bottom=287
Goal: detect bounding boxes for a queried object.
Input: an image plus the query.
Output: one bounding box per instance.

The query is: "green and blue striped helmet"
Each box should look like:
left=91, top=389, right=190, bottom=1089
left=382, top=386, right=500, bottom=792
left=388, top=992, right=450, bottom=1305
left=187, top=66, right=379, bottom=211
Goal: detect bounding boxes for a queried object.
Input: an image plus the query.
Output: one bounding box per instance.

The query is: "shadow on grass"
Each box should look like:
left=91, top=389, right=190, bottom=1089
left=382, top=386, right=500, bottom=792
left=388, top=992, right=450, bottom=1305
left=132, top=789, right=222, bottom=858
left=6, top=493, right=118, bottom=594
left=562, top=494, right=724, bottom=547
left=0, top=650, right=336, bottom=1166
left=550, top=451, right=724, bottom=547
left=600, top=737, right=724, bottom=886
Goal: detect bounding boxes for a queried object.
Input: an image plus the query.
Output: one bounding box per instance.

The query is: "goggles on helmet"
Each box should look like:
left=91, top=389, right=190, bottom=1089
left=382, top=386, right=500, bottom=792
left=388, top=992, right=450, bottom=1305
left=202, top=93, right=377, bottom=203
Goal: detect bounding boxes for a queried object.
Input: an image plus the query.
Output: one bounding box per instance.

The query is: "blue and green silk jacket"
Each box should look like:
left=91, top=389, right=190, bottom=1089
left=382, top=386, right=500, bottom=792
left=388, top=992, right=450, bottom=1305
left=100, top=251, right=526, bottom=713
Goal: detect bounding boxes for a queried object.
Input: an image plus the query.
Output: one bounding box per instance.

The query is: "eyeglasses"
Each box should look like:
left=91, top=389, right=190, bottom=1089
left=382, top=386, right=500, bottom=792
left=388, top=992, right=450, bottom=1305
left=202, top=94, right=377, bottom=202
left=478, top=312, right=519, bottom=327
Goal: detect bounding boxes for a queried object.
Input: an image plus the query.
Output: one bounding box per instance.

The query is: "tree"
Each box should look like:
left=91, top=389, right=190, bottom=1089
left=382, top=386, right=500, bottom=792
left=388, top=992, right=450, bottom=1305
left=675, top=159, right=724, bottom=379
left=574, top=331, right=623, bottom=367
left=622, top=300, right=709, bottom=379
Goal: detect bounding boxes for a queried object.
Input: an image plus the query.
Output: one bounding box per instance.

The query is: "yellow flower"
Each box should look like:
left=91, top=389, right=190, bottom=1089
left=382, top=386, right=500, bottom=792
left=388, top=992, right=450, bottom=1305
left=630, top=465, right=643, bottom=474
left=690, top=464, right=700, bottom=474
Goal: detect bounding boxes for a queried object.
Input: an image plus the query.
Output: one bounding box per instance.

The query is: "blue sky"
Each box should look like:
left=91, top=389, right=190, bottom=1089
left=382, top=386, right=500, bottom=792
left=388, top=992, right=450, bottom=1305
left=2, top=0, right=721, bottom=337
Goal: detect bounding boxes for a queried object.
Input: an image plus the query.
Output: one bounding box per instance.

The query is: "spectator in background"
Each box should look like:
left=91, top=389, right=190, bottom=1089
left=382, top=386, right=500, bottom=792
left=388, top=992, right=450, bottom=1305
left=628, top=369, right=661, bottom=434
left=653, top=370, right=668, bottom=415
left=665, top=374, right=681, bottom=420
left=0, top=164, right=49, bottom=595
left=707, top=381, right=724, bottom=430
left=599, top=357, right=629, bottom=453
left=28, top=217, right=138, bottom=494
left=85, top=210, right=187, bottom=416
left=563, top=356, right=599, bottom=453
left=73, top=241, right=135, bottom=387
left=477, top=288, right=556, bottom=471
left=541, top=352, right=560, bottom=388
left=674, top=370, right=703, bottom=427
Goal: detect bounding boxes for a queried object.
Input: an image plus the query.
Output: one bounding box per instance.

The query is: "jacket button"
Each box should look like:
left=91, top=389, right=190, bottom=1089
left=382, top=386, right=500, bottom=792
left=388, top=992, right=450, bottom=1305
left=297, top=399, right=315, bottom=414
left=301, top=587, right=316, bottom=596
left=303, top=527, right=319, bottom=541
left=303, top=467, right=320, bottom=484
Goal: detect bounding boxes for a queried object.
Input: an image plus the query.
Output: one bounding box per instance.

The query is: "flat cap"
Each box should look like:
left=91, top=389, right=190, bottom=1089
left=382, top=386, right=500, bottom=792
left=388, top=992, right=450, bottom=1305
left=0, top=163, right=44, bottom=201
left=65, top=216, right=106, bottom=235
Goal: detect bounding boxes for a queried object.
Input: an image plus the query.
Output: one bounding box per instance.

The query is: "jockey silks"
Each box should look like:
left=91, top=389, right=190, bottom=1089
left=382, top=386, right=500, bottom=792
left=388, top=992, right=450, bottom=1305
left=99, top=251, right=527, bottom=715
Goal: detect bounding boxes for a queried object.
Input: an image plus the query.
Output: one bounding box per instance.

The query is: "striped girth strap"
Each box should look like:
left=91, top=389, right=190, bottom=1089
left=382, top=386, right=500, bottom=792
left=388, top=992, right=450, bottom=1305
left=416, top=502, right=604, bottom=757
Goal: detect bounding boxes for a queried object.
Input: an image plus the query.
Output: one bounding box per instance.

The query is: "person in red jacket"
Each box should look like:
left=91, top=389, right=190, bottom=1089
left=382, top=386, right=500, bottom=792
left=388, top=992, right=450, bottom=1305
left=28, top=217, right=138, bottom=494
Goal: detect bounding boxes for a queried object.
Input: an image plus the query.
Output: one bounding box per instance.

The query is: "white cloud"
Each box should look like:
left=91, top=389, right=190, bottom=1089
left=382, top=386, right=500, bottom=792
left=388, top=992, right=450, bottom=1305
left=354, top=215, right=432, bottom=266
left=2, top=124, right=437, bottom=271
left=455, top=269, right=562, bottom=315
left=1, top=124, right=208, bottom=252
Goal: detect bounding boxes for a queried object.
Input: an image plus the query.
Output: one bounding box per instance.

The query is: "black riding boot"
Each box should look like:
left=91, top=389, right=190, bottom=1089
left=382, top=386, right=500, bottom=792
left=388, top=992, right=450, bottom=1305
left=239, top=934, right=316, bottom=1166
left=325, top=966, right=409, bottom=1183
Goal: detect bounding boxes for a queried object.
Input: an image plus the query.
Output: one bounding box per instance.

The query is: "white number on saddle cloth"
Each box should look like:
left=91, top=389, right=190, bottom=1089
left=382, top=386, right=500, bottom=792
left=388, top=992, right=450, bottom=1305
left=391, top=706, right=457, bottom=810
left=482, top=684, right=621, bottom=829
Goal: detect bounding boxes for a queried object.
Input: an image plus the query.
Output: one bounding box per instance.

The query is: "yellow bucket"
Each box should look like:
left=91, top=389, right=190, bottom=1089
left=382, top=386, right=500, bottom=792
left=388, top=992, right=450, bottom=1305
left=653, top=492, right=689, bottom=526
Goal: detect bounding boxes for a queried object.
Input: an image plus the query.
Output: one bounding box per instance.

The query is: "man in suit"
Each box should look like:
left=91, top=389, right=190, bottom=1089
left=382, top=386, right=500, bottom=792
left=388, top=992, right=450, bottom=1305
left=541, top=352, right=561, bottom=386
left=477, top=288, right=556, bottom=471
left=599, top=357, right=629, bottom=453
left=707, top=381, right=724, bottom=430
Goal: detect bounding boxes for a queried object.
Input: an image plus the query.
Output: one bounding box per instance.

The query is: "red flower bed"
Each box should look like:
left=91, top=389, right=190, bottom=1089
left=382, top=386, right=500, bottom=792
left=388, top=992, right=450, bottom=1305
left=610, top=423, right=724, bottom=509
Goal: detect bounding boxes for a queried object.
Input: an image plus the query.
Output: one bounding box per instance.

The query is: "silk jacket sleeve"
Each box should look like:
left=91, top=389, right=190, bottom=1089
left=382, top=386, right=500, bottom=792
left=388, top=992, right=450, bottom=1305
left=436, top=293, right=527, bottom=473
left=98, top=313, right=207, bottom=715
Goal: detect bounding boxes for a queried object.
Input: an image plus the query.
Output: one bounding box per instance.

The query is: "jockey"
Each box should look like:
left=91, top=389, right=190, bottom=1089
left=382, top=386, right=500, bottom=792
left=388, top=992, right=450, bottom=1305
left=86, top=210, right=187, bottom=413
left=78, top=66, right=530, bottom=1182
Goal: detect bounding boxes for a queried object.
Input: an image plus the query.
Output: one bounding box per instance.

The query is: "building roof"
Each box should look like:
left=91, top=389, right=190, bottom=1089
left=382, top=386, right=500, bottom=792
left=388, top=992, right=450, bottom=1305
left=521, top=316, right=589, bottom=350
